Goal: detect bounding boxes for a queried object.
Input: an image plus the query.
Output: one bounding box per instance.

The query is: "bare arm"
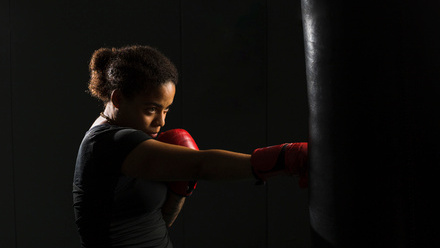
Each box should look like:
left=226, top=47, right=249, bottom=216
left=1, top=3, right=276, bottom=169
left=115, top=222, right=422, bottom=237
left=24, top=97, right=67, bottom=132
left=161, top=191, right=186, bottom=228
left=121, top=139, right=253, bottom=181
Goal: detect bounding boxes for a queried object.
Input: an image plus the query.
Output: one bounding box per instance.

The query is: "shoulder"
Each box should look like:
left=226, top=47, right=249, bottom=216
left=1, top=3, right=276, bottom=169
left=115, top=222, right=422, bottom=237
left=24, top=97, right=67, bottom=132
left=86, top=124, right=151, bottom=140
left=76, top=124, right=153, bottom=173
left=79, top=124, right=152, bottom=154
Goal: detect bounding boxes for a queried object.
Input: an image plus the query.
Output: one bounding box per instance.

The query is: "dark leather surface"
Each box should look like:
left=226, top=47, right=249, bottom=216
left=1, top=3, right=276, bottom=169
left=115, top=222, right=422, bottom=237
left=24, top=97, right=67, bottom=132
left=302, top=1, right=440, bottom=247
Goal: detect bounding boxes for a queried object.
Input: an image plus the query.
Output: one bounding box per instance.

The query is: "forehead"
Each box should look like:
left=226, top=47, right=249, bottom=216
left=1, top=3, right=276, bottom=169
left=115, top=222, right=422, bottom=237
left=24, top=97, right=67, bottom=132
left=136, top=82, right=176, bottom=104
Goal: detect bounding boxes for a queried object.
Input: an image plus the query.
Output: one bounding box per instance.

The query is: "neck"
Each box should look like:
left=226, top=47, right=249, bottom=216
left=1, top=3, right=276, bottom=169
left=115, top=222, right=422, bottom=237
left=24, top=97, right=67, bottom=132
left=102, top=103, right=117, bottom=120
left=98, top=103, right=119, bottom=125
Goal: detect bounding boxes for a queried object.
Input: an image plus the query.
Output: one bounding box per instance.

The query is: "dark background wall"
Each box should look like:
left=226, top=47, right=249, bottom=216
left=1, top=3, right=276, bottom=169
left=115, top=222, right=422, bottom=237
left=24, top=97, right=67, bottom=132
left=1, top=0, right=309, bottom=247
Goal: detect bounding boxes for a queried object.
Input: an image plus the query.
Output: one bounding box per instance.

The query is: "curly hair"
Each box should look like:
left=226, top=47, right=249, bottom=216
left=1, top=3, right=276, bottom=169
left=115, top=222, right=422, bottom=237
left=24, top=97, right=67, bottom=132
left=88, top=45, right=178, bottom=103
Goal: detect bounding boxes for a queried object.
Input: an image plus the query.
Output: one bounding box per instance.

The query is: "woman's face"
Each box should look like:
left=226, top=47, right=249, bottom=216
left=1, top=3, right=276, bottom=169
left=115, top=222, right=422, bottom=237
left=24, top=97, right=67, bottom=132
left=117, top=82, right=176, bottom=138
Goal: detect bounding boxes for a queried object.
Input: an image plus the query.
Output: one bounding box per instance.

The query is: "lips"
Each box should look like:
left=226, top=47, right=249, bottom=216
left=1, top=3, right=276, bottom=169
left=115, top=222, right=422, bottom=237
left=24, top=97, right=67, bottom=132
left=148, top=133, right=158, bottom=138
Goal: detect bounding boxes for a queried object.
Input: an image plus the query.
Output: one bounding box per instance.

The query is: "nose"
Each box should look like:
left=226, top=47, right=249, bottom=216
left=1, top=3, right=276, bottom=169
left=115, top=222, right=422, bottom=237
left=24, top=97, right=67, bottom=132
left=153, top=112, right=166, bottom=127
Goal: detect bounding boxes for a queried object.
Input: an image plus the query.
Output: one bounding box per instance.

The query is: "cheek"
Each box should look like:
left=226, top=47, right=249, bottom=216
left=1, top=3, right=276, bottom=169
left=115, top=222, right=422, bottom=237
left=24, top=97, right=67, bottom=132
left=142, top=115, right=154, bottom=125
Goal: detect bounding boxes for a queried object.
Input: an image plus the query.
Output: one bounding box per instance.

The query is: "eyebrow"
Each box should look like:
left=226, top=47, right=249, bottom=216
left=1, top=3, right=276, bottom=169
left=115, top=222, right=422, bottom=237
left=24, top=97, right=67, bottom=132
left=144, top=102, right=173, bottom=109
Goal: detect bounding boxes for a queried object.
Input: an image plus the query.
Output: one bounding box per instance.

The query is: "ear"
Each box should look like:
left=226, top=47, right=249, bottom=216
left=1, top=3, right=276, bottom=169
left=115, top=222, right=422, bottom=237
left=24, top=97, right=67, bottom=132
left=110, top=89, right=123, bottom=109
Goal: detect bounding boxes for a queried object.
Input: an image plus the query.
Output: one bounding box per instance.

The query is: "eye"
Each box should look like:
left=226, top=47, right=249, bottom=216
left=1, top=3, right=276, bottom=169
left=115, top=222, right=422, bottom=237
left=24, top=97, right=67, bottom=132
left=144, top=107, right=157, bottom=114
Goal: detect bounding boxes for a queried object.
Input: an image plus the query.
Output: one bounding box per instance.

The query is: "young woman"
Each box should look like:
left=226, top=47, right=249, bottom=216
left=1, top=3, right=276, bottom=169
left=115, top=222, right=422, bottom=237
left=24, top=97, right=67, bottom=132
left=73, top=45, right=307, bottom=248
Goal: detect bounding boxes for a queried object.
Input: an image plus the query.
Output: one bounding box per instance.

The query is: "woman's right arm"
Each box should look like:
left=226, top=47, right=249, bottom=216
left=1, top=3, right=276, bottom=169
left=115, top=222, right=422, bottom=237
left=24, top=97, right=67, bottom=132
left=121, top=139, right=253, bottom=181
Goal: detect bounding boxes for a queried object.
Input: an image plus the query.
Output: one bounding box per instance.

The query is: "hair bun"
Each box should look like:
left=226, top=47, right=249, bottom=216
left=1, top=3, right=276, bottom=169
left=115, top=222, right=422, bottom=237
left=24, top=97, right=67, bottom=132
left=88, top=47, right=116, bottom=102
left=89, top=47, right=115, bottom=72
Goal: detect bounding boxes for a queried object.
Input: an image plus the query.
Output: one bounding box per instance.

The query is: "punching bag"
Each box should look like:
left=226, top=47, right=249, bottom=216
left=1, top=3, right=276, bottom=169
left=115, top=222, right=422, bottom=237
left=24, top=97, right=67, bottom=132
left=302, top=1, right=439, bottom=247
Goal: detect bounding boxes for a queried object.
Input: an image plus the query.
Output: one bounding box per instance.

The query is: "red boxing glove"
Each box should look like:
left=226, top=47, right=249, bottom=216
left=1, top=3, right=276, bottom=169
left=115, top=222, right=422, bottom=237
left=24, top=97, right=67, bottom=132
left=157, top=129, right=199, bottom=196
left=251, top=143, right=308, bottom=187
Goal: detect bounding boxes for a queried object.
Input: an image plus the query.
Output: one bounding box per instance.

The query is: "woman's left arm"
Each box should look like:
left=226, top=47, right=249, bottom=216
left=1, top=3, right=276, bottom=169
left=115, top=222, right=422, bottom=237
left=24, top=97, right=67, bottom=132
left=161, top=191, right=186, bottom=228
